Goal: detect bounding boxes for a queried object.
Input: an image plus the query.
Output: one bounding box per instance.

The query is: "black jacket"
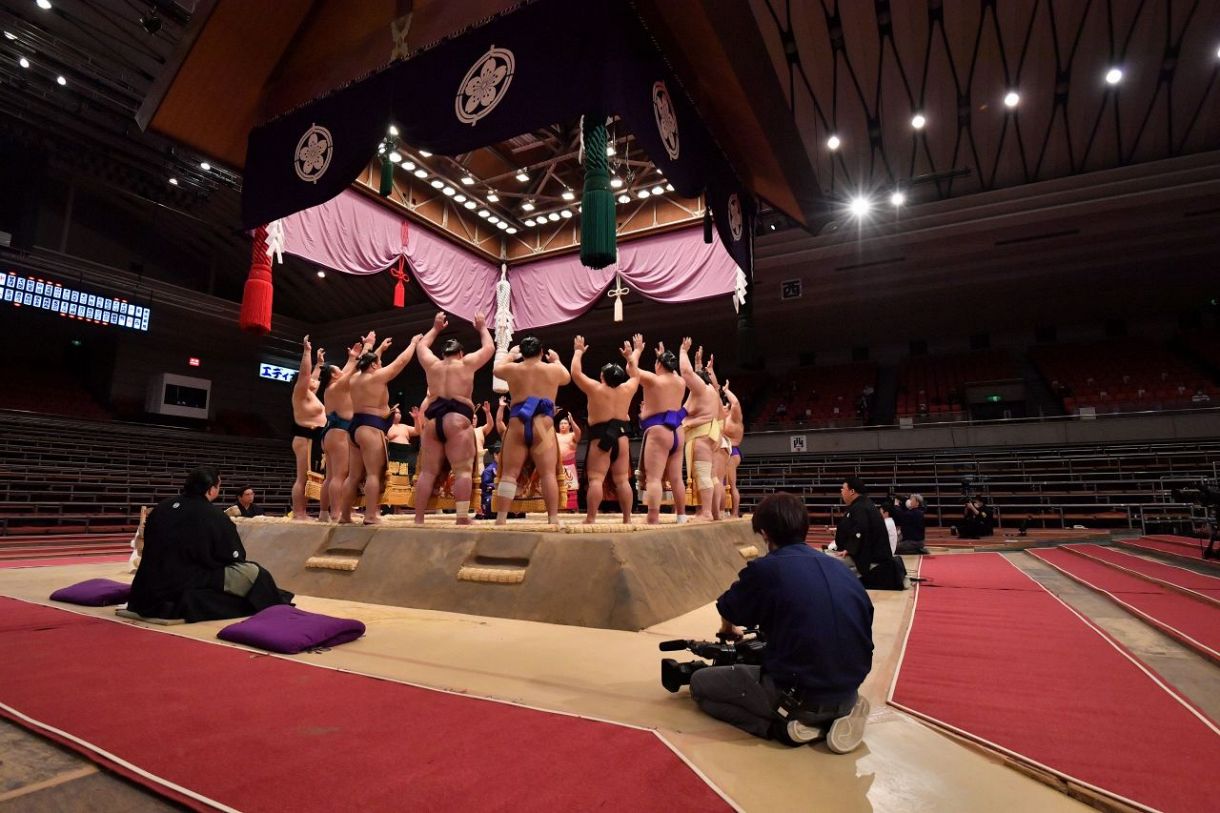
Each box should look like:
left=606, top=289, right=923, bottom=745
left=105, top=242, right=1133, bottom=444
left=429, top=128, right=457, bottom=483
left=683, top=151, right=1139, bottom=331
left=835, top=497, right=893, bottom=576
left=891, top=502, right=926, bottom=542
left=128, top=494, right=291, bottom=621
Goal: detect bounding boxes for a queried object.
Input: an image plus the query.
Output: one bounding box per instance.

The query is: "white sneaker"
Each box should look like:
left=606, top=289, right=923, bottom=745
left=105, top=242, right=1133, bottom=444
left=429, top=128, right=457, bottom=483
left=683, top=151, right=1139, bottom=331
left=785, top=719, right=824, bottom=744
left=826, top=696, right=870, bottom=754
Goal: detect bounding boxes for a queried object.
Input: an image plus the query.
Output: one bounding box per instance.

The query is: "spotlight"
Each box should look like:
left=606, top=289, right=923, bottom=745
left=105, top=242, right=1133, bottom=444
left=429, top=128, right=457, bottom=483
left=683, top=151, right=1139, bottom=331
left=3, top=31, right=15, bottom=40
left=418, top=150, right=432, bottom=157
left=610, top=177, right=623, bottom=188
left=507, top=227, right=518, bottom=235
left=889, top=190, right=906, bottom=207
left=168, top=177, right=179, bottom=186
left=463, top=200, right=477, bottom=210
left=429, top=179, right=444, bottom=189
left=478, top=209, right=491, bottom=218
left=413, top=169, right=428, bottom=180
left=848, top=195, right=871, bottom=218
left=36, top=0, right=52, bottom=10
left=388, top=125, right=399, bottom=136
left=56, top=75, right=66, bottom=86
left=665, top=183, right=674, bottom=192
left=521, top=201, right=535, bottom=211
left=827, top=134, right=841, bottom=150
left=18, top=56, right=29, bottom=69
left=316, top=269, right=326, bottom=278
left=442, top=186, right=456, bottom=196
left=486, top=191, right=499, bottom=202
left=616, top=193, right=631, bottom=204
left=548, top=212, right=560, bottom=222
left=911, top=113, right=926, bottom=130
left=769, top=224, right=777, bottom=231
left=460, top=176, right=475, bottom=185
left=606, top=144, right=616, bottom=156
left=524, top=218, right=536, bottom=227
left=637, top=189, right=651, bottom=199
left=560, top=209, right=572, bottom=219
left=496, top=221, right=509, bottom=230
left=199, top=161, right=211, bottom=170
left=488, top=216, right=500, bottom=225
left=561, top=189, right=575, bottom=201
left=402, top=161, right=416, bottom=171
left=454, top=194, right=467, bottom=203
left=1003, top=91, right=1020, bottom=108
left=1105, top=67, right=1123, bottom=85
left=378, top=143, right=387, bottom=154
left=388, top=151, right=403, bottom=163
left=516, top=171, right=530, bottom=182
left=651, top=185, right=664, bottom=196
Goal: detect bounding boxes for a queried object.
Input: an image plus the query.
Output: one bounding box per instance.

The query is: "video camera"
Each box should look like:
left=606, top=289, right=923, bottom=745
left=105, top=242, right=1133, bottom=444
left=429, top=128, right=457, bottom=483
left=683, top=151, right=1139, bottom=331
left=659, top=629, right=766, bottom=693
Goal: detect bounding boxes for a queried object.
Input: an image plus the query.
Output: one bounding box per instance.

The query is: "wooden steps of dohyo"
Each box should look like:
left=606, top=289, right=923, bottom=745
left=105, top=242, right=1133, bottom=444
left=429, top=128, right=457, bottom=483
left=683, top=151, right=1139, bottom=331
left=237, top=518, right=759, bottom=631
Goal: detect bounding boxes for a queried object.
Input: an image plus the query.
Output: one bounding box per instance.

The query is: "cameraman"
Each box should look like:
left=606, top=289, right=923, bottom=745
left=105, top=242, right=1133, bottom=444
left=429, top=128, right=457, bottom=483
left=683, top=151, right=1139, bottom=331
left=958, top=497, right=993, bottom=539
left=689, top=493, right=873, bottom=752
left=890, top=493, right=927, bottom=555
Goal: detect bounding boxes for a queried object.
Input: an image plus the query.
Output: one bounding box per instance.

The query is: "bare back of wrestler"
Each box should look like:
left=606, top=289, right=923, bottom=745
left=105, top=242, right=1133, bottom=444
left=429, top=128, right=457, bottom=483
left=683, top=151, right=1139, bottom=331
left=493, top=337, right=571, bottom=525
left=344, top=333, right=422, bottom=525
left=571, top=334, right=641, bottom=524
left=680, top=339, right=722, bottom=522
left=629, top=336, right=688, bottom=524
left=413, top=311, right=495, bottom=525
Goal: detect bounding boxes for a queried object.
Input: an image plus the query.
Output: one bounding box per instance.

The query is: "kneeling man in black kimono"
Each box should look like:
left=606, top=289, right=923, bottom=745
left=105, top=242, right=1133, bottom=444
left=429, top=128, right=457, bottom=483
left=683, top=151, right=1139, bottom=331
left=128, top=467, right=293, bottom=622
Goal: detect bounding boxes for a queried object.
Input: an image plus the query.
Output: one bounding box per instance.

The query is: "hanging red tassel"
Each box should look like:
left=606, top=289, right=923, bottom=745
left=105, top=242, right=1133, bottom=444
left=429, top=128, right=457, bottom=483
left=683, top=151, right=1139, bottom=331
left=390, top=256, right=408, bottom=308
left=239, top=225, right=273, bottom=334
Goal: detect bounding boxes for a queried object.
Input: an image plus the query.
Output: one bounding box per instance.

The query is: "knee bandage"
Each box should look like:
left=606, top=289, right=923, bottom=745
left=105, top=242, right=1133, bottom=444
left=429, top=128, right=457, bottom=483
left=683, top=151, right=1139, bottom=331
left=694, top=461, right=714, bottom=491
left=454, top=500, right=470, bottom=517
left=496, top=481, right=518, bottom=501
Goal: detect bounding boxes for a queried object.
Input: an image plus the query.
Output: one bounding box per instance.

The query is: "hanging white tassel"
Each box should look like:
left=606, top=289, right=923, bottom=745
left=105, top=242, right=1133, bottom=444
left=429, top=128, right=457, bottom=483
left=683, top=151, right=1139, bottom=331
left=493, top=263, right=514, bottom=394
left=607, top=273, right=629, bottom=323
left=265, top=219, right=285, bottom=264
left=577, top=114, right=585, bottom=165
left=733, top=266, right=748, bottom=313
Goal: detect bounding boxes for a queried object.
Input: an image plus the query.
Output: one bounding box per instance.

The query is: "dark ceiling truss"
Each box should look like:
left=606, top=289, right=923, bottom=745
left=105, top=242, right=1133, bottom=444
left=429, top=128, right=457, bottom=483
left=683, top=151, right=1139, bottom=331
left=753, top=0, right=1220, bottom=217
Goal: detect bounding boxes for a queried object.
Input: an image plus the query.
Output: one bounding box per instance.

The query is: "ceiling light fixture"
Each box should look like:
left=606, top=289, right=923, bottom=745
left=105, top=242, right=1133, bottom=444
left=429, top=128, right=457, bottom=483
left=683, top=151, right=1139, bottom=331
left=413, top=168, right=427, bottom=179
left=1216, top=45, right=1220, bottom=59
left=454, top=194, right=467, bottom=203
left=561, top=189, right=575, bottom=201
left=1003, top=91, right=1020, bottom=108
left=18, top=56, right=30, bottom=68
left=478, top=209, right=491, bottom=218
left=548, top=212, right=560, bottom=222
left=524, top=218, right=536, bottom=227
left=606, top=144, right=616, bottom=156
left=617, top=193, right=631, bottom=204
left=496, top=221, right=509, bottom=230
left=560, top=209, right=572, bottom=219
left=848, top=195, right=871, bottom=218
left=460, top=176, right=475, bottom=185
left=889, top=190, right=906, bottom=207
left=650, top=185, right=664, bottom=195
left=442, top=186, right=456, bottom=196
left=168, top=177, right=179, bottom=186
left=3, top=31, right=16, bottom=40
left=316, top=270, right=326, bottom=278
left=36, top=0, right=52, bottom=10
left=463, top=200, right=477, bottom=210
left=56, top=74, right=66, bottom=86
left=1105, top=67, right=1124, bottom=85
left=488, top=216, right=500, bottom=224
left=515, top=170, right=530, bottom=182
left=665, top=183, right=674, bottom=192
left=402, top=161, right=416, bottom=171
left=507, top=227, right=518, bottom=235
left=486, top=191, right=499, bottom=202
left=521, top=201, right=535, bottom=211
left=827, top=134, right=841, bottom=150
left=418, top=150, right=432, bottom=157
left=430, top=180, right=444, bottom=190
left=610, top=176, right=623, bottom=188
left=388, top=125, right=399, bottom=136
left=910, top=113, right=927, bottom=130
left=637, top=189, right=650, bottom=199
left=388, top=150, right=403, bottom=163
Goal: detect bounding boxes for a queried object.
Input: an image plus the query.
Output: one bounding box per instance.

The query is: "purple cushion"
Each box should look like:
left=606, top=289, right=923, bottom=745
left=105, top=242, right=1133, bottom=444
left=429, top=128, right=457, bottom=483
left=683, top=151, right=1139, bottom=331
left=216, top=605, right=365, bottom=654
left=50, top=579, right=132, bottom=607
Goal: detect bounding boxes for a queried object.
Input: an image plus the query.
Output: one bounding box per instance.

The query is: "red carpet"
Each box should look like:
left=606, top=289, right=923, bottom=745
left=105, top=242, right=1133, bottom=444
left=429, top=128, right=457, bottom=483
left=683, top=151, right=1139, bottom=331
left=891, top=553, right=1220, bottom=813
left=1030, top=548, right=1220, bottom=663
left=0, top=598, right=730, bottom=812
left=1117, top=536, right=1220, bottom=569
left=0, top=554, right=131, bottom=569
left=1063, top=544, right=1220, bottom=603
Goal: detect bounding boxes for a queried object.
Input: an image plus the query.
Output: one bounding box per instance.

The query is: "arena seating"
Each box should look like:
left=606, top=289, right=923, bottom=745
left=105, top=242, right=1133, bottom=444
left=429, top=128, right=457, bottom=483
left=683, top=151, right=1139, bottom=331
left=734, top=440, right=1220, bottom=531
left=752, top=363, right=878, bottom=428
left=0, top=368, right=112, bottom=421
left=1031, top=338, right=1218, bottom=414
left=0, top=411, right=295, bottom=535
left=896, top=350, right=1017, bottom=420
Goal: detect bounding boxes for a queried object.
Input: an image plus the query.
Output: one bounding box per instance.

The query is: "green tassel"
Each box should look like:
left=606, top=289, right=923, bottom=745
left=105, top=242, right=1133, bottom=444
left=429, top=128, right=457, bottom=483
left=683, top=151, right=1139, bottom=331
left=580, top=117, right=617, bottom=269
left=379, top=158, right=394, bottom=197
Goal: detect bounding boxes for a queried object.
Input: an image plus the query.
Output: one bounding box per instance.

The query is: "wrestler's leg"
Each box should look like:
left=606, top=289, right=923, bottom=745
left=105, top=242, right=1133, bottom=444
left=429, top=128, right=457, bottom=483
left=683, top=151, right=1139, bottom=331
left=530, top=417, right=560, bottom=523
left=611, top=436, right=633, bottom=524
left=357, top=426, right=386, bottom=524
left=641, top=427, right=670, bottom=524
left=413, top=427, right=443, bottom=525
left=321, top=430, right=348, bottom=522
left=338, top=436, right=363, bottom=523
left=583, top=445, right=611, bottom=524
left=291, top=437, right=310, bottom=519
left=442, top=415, right=475, bottom=525
left=691, top=437, right=718, bottom=521
left=728, top=454, right=742, bottom=517
left=712, top=449, right=728, bottom=521
left=668, top=427, right=688, bottom=520
left=495, top=422, right=528, bottom=525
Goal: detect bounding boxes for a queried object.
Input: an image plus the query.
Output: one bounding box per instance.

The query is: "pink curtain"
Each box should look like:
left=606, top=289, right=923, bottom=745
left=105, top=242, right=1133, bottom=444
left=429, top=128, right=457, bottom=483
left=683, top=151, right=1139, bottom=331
left=279, top=190, right=736, bottom=327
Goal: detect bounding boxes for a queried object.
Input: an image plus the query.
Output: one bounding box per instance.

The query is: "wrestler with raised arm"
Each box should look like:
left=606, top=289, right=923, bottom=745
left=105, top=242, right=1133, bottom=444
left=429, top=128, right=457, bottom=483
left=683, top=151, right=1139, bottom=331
left=319, top=333, right=370, bottom=522
left=290, top=335, right=327, bottom=520
left=493, top=337, right=571, bottom=525
left=345, top=332, right=423, bottom=525
left=703, top=353, right=730, bottom=520
left=571, top=335, right=640, bottom=524
left=628, top=335, right=688, bottom=524
left=680, top=338, right=722, bottom=522
left=413, top=311, right=495, bottom=525
left=722, top=378, right=745, bottom=518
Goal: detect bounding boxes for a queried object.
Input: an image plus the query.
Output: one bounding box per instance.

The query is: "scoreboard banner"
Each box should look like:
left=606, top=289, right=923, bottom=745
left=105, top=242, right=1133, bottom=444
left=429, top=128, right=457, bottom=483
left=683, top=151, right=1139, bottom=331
left=1, top=270, right=150, bottom=331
